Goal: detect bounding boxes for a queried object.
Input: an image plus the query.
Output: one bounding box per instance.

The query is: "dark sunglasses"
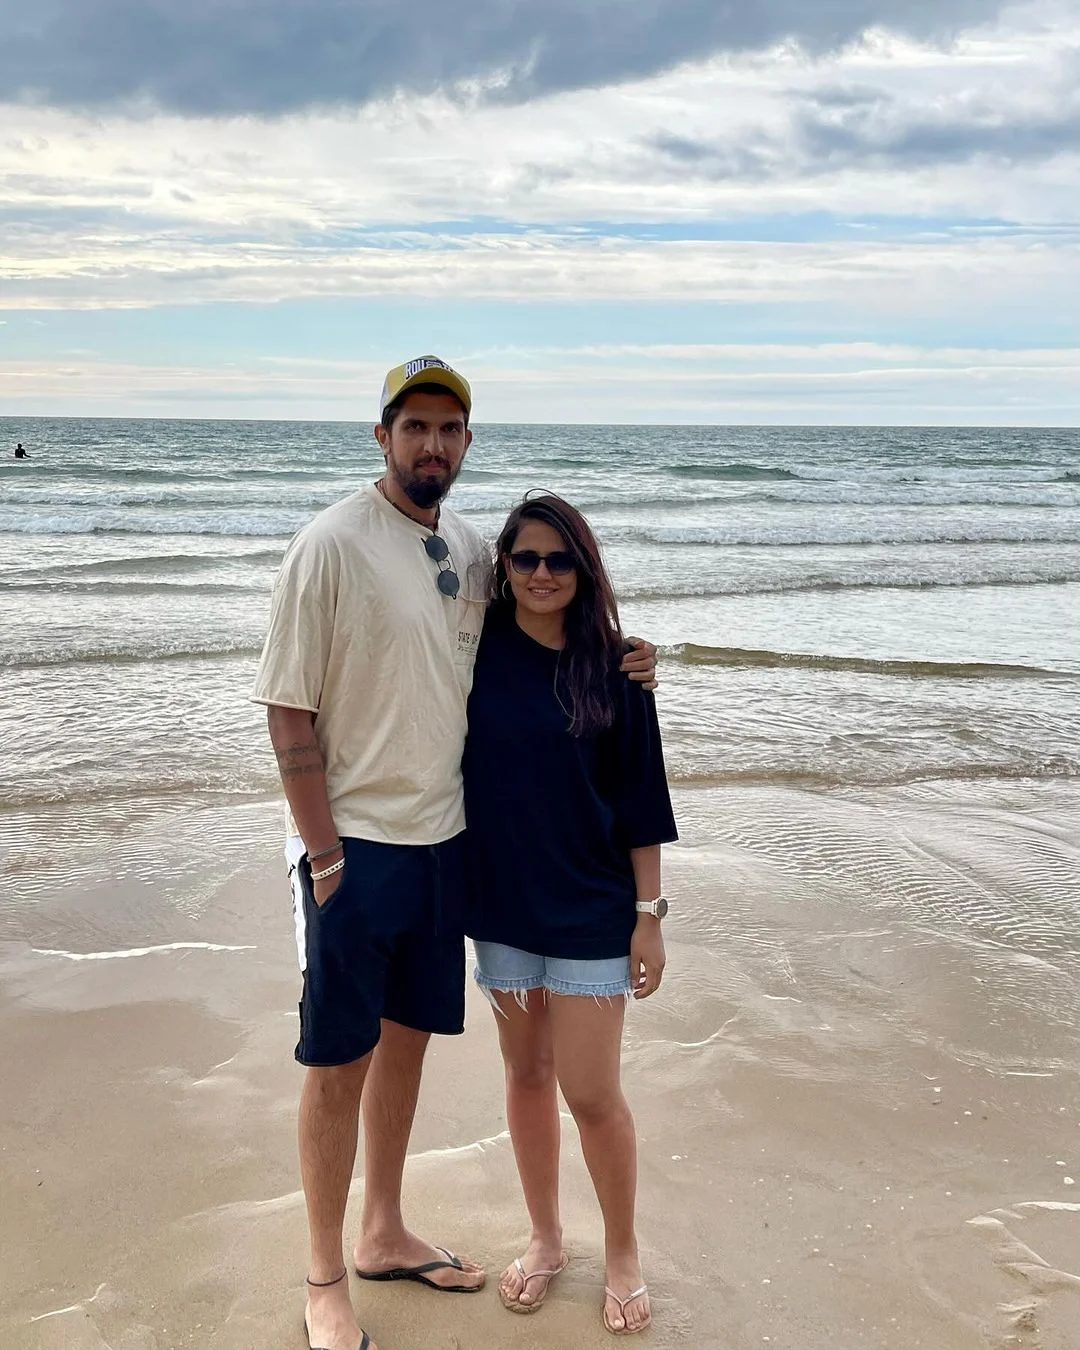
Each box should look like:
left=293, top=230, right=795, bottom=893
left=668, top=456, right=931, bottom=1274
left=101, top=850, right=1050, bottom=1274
left=509, top=549, right=576, bottom=576
left=424, top=533, right=459, bottom=598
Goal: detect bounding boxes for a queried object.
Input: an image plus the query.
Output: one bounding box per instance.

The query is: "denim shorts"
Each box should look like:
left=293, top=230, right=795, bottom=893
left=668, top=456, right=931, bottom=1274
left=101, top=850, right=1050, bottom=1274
left=473, top=940, right=632, bottom=1001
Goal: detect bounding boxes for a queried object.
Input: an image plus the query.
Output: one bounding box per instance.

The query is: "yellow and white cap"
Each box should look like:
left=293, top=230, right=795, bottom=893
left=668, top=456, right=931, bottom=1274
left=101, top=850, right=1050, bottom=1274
left=379, top=355, right=472, bottom=422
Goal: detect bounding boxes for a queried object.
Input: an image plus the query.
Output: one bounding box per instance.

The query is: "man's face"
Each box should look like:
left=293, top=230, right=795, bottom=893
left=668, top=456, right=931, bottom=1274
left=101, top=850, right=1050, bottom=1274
left=375, top=390, right=472, bottom=509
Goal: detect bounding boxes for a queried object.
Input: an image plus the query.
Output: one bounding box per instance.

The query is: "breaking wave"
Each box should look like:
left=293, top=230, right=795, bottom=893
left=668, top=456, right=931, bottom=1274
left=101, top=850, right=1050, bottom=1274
left=660, top=643, right=1072, bottom=680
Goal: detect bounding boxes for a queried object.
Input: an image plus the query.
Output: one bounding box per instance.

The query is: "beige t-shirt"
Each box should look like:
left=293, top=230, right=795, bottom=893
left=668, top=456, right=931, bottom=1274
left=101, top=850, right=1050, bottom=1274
left=252, top=484, right=489, bottom=845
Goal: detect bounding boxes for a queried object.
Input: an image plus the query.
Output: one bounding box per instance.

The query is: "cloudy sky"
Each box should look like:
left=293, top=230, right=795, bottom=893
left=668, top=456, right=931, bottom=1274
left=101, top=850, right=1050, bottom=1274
left=1, top=0, right=1078, bottom=423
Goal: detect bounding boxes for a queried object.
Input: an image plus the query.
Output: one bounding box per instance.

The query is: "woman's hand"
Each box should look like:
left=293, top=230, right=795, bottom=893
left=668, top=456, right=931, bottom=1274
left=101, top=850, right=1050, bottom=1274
left=622, top=637, right=658, bottom=691
left=630, top=916, right=666, bottom=999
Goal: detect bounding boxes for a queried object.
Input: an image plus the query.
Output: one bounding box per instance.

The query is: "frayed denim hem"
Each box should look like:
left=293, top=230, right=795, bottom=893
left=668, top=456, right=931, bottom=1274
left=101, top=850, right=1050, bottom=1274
left=473, top=967, right=543, bottom=1014
left=546, top=976, right=633, bottom=999
left=473, top=967, right=631, bottom=1015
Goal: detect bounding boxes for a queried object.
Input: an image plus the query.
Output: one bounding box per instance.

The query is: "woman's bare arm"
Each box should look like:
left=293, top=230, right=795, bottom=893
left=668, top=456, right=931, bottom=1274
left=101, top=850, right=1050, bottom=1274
left=629, top=844, right=666, bottom=999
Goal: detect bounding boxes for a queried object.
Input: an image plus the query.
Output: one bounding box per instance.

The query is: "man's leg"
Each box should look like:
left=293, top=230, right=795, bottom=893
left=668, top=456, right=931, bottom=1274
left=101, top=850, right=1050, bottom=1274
left=350, top=837, right=485, bottom=1292
left=358, top=1019, right=428, bottom=1240
left=300, top=1055, right=377, bottom=1350
left=351, top=1019, right=485, bottom=1289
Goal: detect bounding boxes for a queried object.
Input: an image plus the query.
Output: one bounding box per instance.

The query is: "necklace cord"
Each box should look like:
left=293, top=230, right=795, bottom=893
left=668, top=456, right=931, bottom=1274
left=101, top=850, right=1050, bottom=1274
left=377, top=477, right=439, bottom=532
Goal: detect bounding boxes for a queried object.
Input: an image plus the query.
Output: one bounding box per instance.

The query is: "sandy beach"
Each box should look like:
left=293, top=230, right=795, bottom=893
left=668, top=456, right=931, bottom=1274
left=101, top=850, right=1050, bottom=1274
left=3, top=781, right=1078, bottom=1350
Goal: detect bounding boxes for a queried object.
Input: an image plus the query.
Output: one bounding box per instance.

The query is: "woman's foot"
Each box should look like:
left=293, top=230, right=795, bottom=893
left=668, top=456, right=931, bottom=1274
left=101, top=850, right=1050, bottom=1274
left=602, top=1253, right=651, bottom=1335
left=498, top=1234, right=568, bottom=1313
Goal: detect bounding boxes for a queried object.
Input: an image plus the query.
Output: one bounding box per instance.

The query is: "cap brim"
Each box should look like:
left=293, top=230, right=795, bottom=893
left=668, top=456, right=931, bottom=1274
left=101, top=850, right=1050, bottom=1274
left=382, top=369, right=471, bottom=420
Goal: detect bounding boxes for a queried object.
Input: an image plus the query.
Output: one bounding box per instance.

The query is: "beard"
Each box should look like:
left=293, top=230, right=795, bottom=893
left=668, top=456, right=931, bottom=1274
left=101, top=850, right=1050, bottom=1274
left=387, top=451, right=462, bottom=509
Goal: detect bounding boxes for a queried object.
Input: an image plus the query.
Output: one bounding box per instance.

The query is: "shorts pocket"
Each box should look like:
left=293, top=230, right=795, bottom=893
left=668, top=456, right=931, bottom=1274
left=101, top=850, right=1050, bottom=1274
left=305, top=858, right=349, bottom=915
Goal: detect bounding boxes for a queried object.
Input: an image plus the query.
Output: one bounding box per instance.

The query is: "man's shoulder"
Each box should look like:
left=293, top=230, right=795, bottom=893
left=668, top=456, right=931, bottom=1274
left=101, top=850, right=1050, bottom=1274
left=274, top=491, right=376, bottom=591
left=309, top=488, right=373, bottom=536
left=286, top=489, right=372, bottom=553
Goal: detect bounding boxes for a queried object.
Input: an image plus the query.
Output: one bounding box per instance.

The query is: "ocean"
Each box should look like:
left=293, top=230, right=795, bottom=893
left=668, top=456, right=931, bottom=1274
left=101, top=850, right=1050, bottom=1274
left=2, top=418, right=1079, bottom=957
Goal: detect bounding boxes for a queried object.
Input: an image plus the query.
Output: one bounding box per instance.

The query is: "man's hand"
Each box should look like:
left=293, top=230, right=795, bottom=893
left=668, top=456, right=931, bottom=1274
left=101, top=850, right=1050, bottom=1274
left=622, top=637, right=658, bottom=691
left=630, top=916, right=666, bottom=999
left=312, top=843, right=345, bottom=907
left=313, top=874, right=339, bottom=906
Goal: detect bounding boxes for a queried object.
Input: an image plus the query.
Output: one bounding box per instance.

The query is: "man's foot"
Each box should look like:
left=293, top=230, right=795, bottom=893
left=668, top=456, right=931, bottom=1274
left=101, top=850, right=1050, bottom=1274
left=499, top=1235, right=567, bottom=1312
left=602, top=1252, right=651, bottom=1335
left=304, top=1271, right=377, bottom=1350
left=353, top=1229, right=486, bottom=1293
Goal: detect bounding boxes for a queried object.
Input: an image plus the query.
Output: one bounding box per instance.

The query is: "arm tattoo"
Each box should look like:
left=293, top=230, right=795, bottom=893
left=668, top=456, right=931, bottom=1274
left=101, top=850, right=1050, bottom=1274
left=274, top=738, right=322, bottom=781
left=274, top=737, right=318, bottom=764
left=279, top=762, right=324, bottom=781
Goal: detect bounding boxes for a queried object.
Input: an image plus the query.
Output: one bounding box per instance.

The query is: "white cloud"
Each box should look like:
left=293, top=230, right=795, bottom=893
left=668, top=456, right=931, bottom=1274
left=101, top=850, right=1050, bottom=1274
left=3, top=343, right=1077, bottom=423
left=0, top=1, right=1077, bottom=421
left=1, top=222, right=1078, bottom=321
left=1, top=6, right=1077, bottom=242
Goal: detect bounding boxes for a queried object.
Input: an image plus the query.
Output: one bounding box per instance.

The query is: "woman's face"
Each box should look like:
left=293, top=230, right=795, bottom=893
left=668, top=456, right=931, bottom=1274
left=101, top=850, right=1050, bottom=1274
left=504, top=519, right=578, bottom=619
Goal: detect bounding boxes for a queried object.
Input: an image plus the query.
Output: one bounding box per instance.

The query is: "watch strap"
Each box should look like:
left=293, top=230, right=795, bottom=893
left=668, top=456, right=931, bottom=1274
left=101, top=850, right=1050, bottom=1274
left=635, top=897, right=668, bottom=917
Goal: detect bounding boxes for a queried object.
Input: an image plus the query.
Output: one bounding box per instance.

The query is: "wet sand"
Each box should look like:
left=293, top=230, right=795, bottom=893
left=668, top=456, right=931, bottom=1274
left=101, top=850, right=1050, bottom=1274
left=2, top=784, right=1079, bottom=1350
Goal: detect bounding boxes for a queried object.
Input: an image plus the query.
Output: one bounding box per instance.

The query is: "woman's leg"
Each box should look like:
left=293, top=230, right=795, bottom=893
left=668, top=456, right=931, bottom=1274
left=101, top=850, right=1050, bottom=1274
left=488, top=987, right=567, bottom=1308
left=549, top=993, right=651, bottom=1333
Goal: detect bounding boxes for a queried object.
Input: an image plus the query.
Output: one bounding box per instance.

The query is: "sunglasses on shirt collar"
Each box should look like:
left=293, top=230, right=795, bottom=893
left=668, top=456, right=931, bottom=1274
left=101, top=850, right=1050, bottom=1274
left=424, top=533, right=460, bottom=598
left=509, top=549, right=576, bottom=576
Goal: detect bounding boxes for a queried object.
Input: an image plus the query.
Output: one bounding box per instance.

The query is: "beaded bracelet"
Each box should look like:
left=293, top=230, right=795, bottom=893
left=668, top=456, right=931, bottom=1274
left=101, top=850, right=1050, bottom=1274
left=309, top=840, right=343, bottom=863
left=311, top=857, right=345, bottom=883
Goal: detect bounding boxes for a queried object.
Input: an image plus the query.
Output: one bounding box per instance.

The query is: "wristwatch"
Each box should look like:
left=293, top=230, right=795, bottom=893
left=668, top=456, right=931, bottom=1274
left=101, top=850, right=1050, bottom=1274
left=635, top=897, right=669, bottom=918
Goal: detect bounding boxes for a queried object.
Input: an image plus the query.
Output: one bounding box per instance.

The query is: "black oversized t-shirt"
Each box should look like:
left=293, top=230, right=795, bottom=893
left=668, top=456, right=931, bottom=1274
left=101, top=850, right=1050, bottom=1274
left=462, top=612, right=678, bottom=960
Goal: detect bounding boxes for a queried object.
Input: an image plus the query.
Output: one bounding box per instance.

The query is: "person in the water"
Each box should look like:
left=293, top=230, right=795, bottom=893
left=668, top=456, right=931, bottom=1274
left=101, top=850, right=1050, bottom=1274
left=14, top=443, right=28, bottom=459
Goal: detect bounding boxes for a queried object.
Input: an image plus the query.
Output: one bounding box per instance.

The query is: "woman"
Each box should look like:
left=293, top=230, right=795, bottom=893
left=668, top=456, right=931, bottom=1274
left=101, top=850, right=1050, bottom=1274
left=463, top=493, right=677, bottom=1335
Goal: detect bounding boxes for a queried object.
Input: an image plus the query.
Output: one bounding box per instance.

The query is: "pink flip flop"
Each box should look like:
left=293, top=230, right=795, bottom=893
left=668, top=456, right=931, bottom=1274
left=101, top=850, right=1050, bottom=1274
left=499, top=1253, right=569, bottom=1314
left=603, top=1283, right=652, bottom=1335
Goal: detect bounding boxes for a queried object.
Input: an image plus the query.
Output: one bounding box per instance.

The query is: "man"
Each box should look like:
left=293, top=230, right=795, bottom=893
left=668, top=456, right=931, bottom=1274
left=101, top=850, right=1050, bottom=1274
left=14, top=443, right=27, bottom=458
left=253, top=356, right=656, bottom=1350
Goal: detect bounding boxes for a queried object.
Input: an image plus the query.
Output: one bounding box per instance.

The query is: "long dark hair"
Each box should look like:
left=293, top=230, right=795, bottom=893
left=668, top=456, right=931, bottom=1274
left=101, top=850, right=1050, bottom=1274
left=491, top=493, right=625, bottom=736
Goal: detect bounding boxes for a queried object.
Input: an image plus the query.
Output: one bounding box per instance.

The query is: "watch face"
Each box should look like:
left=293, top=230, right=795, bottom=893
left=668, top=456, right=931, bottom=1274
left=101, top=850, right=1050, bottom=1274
left=655, top=897, right=669, bottom=918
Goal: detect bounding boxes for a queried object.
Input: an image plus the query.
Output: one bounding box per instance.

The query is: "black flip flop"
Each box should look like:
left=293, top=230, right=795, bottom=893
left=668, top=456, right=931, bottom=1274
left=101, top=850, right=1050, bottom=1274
left=304, top=1319, right=370, bottom=1350
left=304, top=1272, right=371, bottom=1349
left=356, top=1246, right=482, bottom=1294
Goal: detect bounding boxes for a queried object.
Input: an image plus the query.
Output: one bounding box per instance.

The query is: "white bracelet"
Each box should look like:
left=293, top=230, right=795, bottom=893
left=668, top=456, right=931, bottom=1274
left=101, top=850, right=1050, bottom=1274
left=311, top=857, right=345, bottom=883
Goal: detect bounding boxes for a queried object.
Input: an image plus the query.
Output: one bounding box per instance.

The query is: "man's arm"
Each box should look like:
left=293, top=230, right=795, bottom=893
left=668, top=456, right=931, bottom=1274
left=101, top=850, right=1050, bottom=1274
left=266, top=705, right=343, bottom=905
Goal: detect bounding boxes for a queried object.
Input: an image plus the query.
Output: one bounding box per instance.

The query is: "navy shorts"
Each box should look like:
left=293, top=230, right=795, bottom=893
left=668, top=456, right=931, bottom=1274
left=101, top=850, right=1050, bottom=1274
left=288, top=833, right=467, bottom=1067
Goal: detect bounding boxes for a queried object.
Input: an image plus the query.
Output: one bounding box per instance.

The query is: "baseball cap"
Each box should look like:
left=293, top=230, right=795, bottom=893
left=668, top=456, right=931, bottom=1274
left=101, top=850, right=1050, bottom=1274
left=379, top=355, right=472, bottom=422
